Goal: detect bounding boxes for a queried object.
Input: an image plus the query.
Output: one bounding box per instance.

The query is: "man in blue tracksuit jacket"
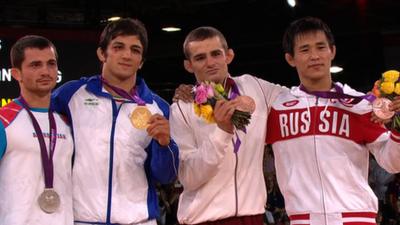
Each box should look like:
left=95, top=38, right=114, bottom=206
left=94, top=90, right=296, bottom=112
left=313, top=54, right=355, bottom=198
left=52, top=18, right=179, bottom=225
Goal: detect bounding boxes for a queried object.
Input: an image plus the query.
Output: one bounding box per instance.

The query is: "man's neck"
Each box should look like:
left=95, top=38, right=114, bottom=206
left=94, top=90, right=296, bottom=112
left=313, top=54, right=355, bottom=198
left=20, top=91, right=51, bottom=108
left=102, top=73, right=136, bottom=93
left=300, top=76, right=333, bottom=92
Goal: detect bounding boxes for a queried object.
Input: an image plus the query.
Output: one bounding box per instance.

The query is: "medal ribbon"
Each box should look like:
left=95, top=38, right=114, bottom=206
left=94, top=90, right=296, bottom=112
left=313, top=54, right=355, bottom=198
left=18, top=96, right=57, bottom=189
left=299, top=83, right=376, bottom=104
left=101, top=77, right=146, bottom=105
left=224, top=77, right=244, bottom=153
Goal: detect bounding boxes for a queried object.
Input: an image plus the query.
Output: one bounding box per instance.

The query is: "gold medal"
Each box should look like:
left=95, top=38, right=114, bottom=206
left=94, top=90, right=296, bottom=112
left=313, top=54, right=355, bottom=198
left=130, top=106, right=152, bottom=129
left=38, top=188, right=60, bottom=214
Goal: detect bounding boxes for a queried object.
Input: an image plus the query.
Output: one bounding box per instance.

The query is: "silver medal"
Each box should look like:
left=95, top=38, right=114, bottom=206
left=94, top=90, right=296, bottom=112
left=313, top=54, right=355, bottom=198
left=38, top=188, right=60, bottom=214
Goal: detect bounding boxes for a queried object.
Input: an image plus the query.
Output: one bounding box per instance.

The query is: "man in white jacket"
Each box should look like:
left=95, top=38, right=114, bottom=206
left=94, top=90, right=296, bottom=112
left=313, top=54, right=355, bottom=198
left=170, top=26, right=284, bottom=225
left=0, top=35, right=74, bottom=224
left=266, top=16, right=400, bottom=225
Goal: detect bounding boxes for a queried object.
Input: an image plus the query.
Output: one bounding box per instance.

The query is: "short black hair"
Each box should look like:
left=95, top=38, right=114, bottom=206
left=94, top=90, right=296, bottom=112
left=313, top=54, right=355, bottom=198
left=283, top=17, right=335, bottom=56
left=98, top=18, right=148, bottom=60
left=183, top=26, right=228, bottom=59
left=10, top=35, right=57, bottom=69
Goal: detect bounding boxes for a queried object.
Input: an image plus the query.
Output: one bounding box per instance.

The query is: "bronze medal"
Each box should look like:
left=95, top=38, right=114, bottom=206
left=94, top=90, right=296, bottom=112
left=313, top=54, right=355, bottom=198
left=130, top=106, right=152, bottom=129
left=236, top=95, right=256, bottom=113
left=38, top=188, right=60, bottom=214
left=372, top=97, right=395, bottom=120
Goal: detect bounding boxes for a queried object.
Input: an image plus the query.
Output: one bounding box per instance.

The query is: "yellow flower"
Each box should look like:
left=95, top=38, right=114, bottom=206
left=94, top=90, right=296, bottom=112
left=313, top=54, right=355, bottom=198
left=395, top=83, right=400, bottom=95
left=193, top=104, right=201, bottom=116
left=383, top=70, right=400, bottom=82
left=214, top=84, right=225, bottom=94
left=380, top=81, right=395, bottom=94
left=200, top=104, right=215, bottom=123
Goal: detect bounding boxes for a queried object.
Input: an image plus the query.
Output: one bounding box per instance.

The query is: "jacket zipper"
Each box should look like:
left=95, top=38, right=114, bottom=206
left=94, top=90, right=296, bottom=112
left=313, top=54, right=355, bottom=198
left=312, top=97, right=328, bottom=225
left=234, top=152, right=239, bottom=216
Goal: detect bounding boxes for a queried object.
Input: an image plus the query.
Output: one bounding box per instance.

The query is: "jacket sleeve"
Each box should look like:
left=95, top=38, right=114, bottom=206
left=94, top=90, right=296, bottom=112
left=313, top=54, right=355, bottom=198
left=368, top=129, right=400, bottom=173
left=0, top=122, right=6, bottom=159
left=362, top=112, right=400, bottom=173
left=252, top=76, right=287, bottom=112
left=148, top=139, right=179, bottom=184
left=51, top=79, right=86, bottom=124
left=148, top=94, right=179, bottom=184
left=170, top=101, right=233, bottom=191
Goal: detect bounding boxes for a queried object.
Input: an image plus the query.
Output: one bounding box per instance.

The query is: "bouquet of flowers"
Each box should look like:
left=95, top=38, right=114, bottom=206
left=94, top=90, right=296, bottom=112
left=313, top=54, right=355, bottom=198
left=372, top=69, right=400, bottom=130
left=192, top=81, right=255, bottom=131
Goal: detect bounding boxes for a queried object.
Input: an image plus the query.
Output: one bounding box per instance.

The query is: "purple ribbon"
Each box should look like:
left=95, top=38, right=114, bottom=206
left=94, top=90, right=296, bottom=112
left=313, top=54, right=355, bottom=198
left=101, top=77, right=146, bottom=105
left=225, top=77, right=245, bottom=153
left=18, top=97, right=57, bottom=189
left=299, top=83, right=376, bottom=104
left=225, top=77, right=240, bottom=100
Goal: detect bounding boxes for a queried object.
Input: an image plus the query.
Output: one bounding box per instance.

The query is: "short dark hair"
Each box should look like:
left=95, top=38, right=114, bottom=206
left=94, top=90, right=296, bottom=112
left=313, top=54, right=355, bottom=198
left=98, top=18, right=148, bottom=60
left=183, top=26, right=228, bottom=59
left=10, top=35, right=57, bottom=69
left=282, top=17, right=335, bottom=56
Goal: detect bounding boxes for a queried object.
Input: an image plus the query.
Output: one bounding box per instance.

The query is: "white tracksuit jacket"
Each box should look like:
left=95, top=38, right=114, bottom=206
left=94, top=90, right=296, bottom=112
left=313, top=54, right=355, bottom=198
left=170, top=74, right=284, bottom=224
left=0, top=100, right=74, bottom=225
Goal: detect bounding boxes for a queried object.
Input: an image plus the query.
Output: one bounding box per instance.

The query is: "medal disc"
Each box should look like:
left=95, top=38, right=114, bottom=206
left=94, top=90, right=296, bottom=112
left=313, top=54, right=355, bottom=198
left=38, top=189, right=60, bottom=214
left=235, top=96, right=256, bottom=113
left=130, top=106, right=152, bottom=129
left=372, top=97, right=395, bottom=120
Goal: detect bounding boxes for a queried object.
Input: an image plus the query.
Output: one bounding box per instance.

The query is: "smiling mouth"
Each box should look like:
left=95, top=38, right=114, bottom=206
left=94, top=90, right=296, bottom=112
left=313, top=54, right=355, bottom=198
left=308, top=64, right=323, bottom=69
left=37, top=79, right=53, bottom=83
left=207, top=69, right=219, bottom=74
left=119, top=63, right=132, bottom=67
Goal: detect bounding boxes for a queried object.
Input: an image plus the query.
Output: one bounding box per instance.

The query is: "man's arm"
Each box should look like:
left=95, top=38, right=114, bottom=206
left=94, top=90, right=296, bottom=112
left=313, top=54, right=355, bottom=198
left=148, top=95, right=179, bottom=184
left=366, top=98, right=400, bottom=173
left=0, top=122, right=6, bottom=159
left=169, top=101, right=234, bottom=191
left=252, top=76, right=288, bottom=112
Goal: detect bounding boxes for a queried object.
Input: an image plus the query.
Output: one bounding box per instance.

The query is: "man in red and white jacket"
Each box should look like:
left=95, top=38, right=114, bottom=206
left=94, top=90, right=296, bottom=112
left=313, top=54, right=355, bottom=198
left=266, top=17, right=400, bottom=225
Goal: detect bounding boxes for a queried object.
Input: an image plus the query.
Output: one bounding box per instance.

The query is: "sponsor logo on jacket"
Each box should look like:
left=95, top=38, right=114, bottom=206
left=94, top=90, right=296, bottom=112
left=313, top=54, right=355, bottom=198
left=84, top=98, right=99, bottom=106
left=33, top=132, right=67, bottom=139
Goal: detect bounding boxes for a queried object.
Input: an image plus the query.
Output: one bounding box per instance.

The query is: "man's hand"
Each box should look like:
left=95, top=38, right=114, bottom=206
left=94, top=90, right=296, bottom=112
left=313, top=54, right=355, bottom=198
left=371, top=96, right=400, bottom=125
left=213, top=99, right=240, bottom=134
left=147, top=113, right=170, bottom=146
left=390, top=96, right=400, bottom=112
left=172, top=84, right=194, bottom=103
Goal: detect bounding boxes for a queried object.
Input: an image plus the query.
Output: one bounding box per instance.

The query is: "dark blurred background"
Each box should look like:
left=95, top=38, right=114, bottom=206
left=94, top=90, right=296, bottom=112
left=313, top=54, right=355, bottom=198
left=1, top=0, right=400, bottom=104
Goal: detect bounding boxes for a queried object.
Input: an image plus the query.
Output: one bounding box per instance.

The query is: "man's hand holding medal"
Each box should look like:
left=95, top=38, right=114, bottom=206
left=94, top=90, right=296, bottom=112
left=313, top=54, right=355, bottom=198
left=146, top=114, right=171, bottom=146
left=371, top=70, right=400, bottom=130
left=130, top=107, right=171, bottom=146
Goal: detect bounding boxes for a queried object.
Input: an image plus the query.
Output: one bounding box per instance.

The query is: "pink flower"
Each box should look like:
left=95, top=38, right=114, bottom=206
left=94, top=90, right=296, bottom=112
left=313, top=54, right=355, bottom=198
left=195, top=84, right=208, bottom=104
left=206, top=85, right=214, bottom=98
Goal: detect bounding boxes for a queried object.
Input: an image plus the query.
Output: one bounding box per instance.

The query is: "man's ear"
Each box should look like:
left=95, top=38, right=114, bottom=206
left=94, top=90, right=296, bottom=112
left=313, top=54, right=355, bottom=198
left=11, top=68, right=21, bottom=82
left=96, top=48, right=106, bottom=62
left=285, top=53, right=296, bottom=68
left=226, top=49, right=235, bottom=65
left=330, top=45, right=336, bottom=60
left=138, top=61, right=144, bottom=69
left=184, top=60, right=194, bottom=73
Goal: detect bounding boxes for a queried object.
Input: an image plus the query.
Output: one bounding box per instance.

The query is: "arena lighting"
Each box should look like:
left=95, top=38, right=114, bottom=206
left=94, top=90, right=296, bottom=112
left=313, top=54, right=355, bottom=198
left=330, top=66, right=343, bottom=73
left=107, top=16, right=121, bottom=22
left=162, top=27, right=181, bottom=32
left=287, top=0, right=296, bottom=7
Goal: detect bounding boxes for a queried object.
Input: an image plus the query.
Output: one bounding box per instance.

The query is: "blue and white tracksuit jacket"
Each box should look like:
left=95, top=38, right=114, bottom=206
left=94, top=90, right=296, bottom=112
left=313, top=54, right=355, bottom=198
left=52, top=75, right=179, bottom=225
